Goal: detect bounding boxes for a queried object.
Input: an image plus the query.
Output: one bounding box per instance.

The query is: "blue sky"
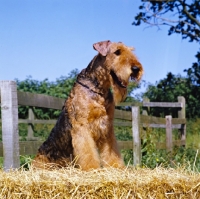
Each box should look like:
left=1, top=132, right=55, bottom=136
left=0, top=0, right=199, bottom=92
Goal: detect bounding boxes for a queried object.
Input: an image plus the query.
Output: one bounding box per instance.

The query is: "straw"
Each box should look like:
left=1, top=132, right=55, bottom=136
left=0, top=165, right=199, bottom=198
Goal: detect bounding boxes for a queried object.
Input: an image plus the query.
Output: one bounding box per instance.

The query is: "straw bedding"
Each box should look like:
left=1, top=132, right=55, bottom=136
left=0, top=166, right=199, bottom=199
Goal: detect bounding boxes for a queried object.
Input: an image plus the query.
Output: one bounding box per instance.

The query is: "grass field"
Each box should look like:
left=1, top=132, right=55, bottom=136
left=0, top=119, right=200, bottom=170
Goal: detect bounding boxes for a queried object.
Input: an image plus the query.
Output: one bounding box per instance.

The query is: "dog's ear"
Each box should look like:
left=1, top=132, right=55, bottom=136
left=93, top=40, right=112, bottom=56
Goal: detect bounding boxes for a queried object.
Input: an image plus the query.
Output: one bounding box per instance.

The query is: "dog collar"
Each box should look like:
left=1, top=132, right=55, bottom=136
left=76, top=79, right=104, bottom=96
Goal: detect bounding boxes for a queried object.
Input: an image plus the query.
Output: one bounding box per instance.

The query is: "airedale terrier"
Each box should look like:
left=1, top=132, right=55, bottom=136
left=32, top=40, right=143, bottom=171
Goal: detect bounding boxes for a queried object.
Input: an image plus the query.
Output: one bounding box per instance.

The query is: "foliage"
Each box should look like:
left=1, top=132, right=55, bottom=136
left=144, top=73, right=185, bottom=117
left=141, top=127, right=200, bottom=171
left=133, top=0, right=200, bottom=42
left=16, top=69, right=79, bottom=119
left=184, top=50, right=200, bottom=86
left=115, top=126, right=132, bottom=141
left=144, top=50, right=200, bottom=118
left=20, top=155, right=34, bottom=169
left=118, top=123, right=200, bottom=171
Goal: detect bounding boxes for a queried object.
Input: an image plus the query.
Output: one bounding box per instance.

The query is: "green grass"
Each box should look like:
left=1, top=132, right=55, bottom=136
left=0, top=119, right=200, bottom=170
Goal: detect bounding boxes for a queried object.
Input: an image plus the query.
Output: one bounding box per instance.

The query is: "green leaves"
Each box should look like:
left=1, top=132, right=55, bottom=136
left=16, top=69, right=79, bottom=119
left=143, top=49, right=200, bottom=119
left=144, top=60, right=200, bottom=118
left=133, top=0, right=200, bottom=42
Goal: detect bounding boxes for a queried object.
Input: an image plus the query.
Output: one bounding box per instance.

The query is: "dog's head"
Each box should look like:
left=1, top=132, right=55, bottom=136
left=93, top=40, right=143, bottom=104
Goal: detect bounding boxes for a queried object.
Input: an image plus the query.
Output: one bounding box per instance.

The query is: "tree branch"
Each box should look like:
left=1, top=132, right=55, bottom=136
left=144, top=3, right=195, bottom=27
left=183, top=6, right=200, bottom=27
left=181, top=2, right=200, bottom=27
left=173, top=28, right=199, bottom=41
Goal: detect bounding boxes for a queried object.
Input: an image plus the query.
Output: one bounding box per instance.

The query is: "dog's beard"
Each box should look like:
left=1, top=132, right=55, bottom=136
left=111, top=82, right=127, bottom=104
left=109, top=70, right=128, bottom=104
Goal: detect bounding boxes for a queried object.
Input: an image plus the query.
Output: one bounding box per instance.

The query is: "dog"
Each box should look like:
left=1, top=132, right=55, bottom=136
left=32, top=40, right=143, bottom=171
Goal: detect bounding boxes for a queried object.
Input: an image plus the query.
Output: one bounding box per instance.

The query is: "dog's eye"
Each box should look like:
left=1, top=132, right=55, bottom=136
left=114, top=49, right=121, bottom=56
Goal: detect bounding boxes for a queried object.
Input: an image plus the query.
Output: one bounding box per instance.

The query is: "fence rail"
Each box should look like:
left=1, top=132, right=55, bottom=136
left=0, top=81, right=186, bottom=170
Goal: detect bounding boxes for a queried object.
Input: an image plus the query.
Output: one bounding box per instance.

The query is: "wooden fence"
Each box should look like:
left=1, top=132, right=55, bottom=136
left=0, top=81, right=186, bottom=170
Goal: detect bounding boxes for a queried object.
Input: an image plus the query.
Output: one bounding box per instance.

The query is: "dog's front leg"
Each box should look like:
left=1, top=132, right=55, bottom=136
left=99, top=126, right=125, bottom=169
left=71, top=127, right=101, bottom=171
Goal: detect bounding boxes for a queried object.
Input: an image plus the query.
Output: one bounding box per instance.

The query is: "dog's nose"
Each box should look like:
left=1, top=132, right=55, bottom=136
left=132, top=66, right=140, bottom=74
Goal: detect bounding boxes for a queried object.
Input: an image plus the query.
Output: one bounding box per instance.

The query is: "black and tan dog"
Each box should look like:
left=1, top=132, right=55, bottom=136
left=32, top=40, right=143, bottom=171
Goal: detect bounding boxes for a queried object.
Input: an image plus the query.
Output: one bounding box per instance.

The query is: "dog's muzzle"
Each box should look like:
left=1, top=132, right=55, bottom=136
left=131, top=66, right=141, bottom=81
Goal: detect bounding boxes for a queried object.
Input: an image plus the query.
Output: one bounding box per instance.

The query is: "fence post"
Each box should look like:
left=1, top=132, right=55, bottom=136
left=178, top=96, right=186, bottom=146
left=142, top=97, right=150, bottom=116
left=0, top=81, right=20, bottom=170
left=166, top=115, right=172, bottom=152
left=132, top=106, right=141, bottom=166
left=27, top=108, right=36, bottom=140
